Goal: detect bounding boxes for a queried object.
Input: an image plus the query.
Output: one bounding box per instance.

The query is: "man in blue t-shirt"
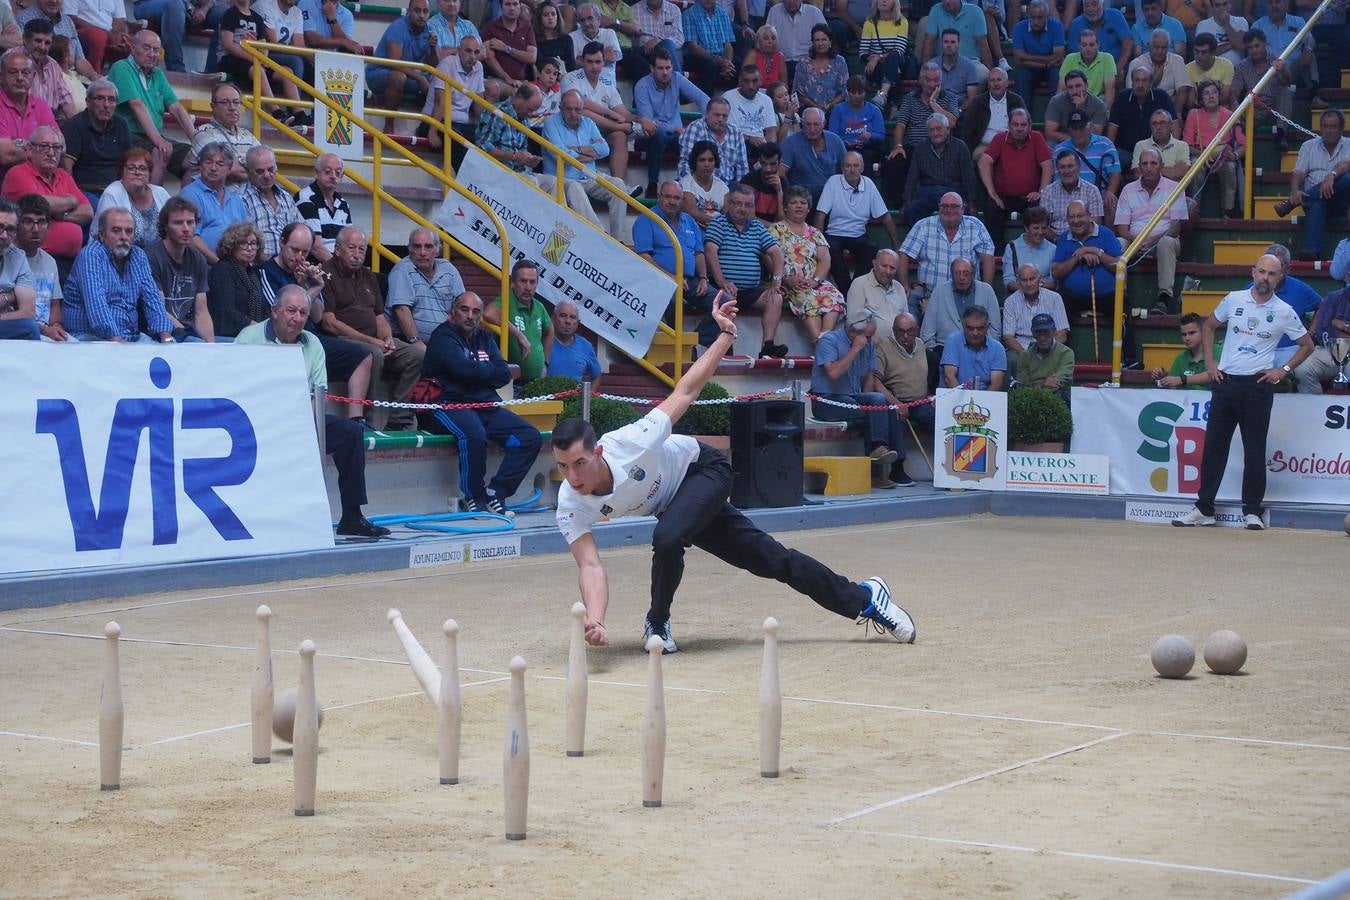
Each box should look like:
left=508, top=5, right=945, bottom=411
left=368, top=0, right=438, bottom=131
left=940, top=304, right=1007, bottom=390
left=633, top=179, right=712, bottom=324
left=546, top=299, right=603, bottom=386
left=1011, top=0, right=1065, bottom=102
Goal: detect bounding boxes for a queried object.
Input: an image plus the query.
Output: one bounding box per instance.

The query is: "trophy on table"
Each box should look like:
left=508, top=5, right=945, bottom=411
left=1327, top=334, right=1350, bottom=395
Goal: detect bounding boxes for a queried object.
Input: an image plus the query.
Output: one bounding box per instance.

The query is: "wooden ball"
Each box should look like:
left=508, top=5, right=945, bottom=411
left=272, top=686, right=324, bottom=743
left=1343, top=513, right=1350, bottom=536
left=1151, top=634, right=1195, bottom=679
left=1203, top=630, right=1247, bottom=675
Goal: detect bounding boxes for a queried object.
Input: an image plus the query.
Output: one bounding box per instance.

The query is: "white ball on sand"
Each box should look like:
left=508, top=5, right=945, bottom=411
left=1151, top=634, right=1195, bottom=679
left=272, top=686, right=324, bottom=743
left=1204, top=630, right=1248, bottom=675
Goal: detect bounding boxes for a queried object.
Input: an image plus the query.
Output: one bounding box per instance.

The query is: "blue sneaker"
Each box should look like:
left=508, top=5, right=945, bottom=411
left=856, top=577, right=916, bottom=643
left=642, top=618, right=679, bottom=654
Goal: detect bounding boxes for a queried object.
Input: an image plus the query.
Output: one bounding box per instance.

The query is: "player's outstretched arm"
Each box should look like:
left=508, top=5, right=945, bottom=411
left=569, top=533, right=611, bottom=646
left=656, top=294, right=739, bottom=426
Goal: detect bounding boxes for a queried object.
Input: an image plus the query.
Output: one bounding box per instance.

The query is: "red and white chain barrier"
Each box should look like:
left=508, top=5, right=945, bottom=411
left=325, top=386, right=804, bottom=411
left=806, top=393, right=937, bottom=412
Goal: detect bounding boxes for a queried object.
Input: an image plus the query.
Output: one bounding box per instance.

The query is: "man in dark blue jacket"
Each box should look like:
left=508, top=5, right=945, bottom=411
left=423, top=291, right=543, bottom=516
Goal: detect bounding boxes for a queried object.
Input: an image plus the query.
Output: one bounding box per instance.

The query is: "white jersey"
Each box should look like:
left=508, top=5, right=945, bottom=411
left=1213, top=289, right=1307, bottom=375
left=723, top=89, right=775, bottom=139
left=556, top=409, right=700, bottom=545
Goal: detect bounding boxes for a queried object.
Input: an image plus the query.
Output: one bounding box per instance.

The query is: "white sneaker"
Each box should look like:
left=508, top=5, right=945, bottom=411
left=1172, top=507, right=1216, bottom=527
left=856, top=576, right=916, bottom=643
left=1245, top=513, right=1266, bottom=530
left=642, top=618, right=679, bottom=654
left=997, top=58, right=1013, bottom=72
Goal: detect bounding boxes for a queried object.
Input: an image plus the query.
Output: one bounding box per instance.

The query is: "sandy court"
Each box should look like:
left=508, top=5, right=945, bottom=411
left=1, top=514, right=1347, bottom=898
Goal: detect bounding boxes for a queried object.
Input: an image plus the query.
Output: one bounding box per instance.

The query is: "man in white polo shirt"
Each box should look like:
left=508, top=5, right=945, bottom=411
left=1173, top=253, right=1313, bottom=531
left=552, top=296, right=916, bottom=653
left=814, top=151, right=899, bottom=293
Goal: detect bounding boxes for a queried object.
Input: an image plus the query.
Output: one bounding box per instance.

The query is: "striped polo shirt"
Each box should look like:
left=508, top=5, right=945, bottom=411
left=705, top=212, right=774, bottom=291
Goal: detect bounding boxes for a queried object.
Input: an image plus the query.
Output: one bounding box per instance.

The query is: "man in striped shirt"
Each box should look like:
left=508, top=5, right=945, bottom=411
left=294, top=153, right=351, bottom=263
left=703, top=182, right=786, bottom=356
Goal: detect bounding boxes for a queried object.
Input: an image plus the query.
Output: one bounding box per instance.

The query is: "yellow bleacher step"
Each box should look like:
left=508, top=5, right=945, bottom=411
left=1342, top=69, right=1350, bottom=89
left=1252, top=196, right=1296, bottom=219
left=802, top=456, right=871, bottom=496
left=1143, top=343, right=1184, bottom=371
left=1182, top=290, right=1226, bottom=317
left=1310, top=109, right=1350, bottom=127
left=1212, top=240, right=1273, bottom=264
left=645, top=330, right=699, bottom=367
left=1282, top=150, right=1298, bottom=171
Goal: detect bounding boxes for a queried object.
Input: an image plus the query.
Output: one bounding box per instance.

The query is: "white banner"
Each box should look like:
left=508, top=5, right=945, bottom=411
left=436, top=148, right=675, bottom=359
left=1124, top=500, right=1251, bottom=528
left=0, top=344, right=333, bottom=574
left=1005, top=451, right=1110, bottom=494
left=314, top=51, right=365, bottom=162
left=1071, top=387, right=1350, bottom=504
left=932, top=388, right=1008, bottom=491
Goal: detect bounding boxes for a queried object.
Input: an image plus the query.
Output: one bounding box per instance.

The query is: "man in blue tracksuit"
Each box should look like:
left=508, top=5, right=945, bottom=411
left=422, top=290, right=542, bottom=515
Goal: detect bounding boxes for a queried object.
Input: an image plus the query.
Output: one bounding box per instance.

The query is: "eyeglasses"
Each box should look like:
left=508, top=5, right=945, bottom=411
left=0, top=224, right=17, bottom=233
left=31, top=142, right=63, bottom=153
left=240, top=239, right=260, bottom=247
left=124, top=164, right=150, bottom=173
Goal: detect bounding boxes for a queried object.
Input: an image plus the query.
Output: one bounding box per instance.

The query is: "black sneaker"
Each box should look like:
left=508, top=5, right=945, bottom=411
left=759, top=340, right=788, bottom=358
left=336, top=516, right=391, bottom=537
left=1151, top=293, right=1173, bottom=316
left=485, top=493, right=516, bottom=519
left=892, top=470, right=916, bottom=487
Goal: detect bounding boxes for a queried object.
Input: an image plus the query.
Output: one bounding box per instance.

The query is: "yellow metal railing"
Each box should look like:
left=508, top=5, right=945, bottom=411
left=1109, top=0, right=1334, bottom=383
left=240, top=40, right=687, bottom=386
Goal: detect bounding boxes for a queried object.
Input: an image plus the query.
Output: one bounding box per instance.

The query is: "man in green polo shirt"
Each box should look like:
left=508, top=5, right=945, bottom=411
left=1059, top=29, right=1117, bottom=105
left=1015, top=313, right=1075, bottom=401
left=1151, top=312, right=1222, bottom=389
left=107, top=30, right=195, bottom=179
left=485, top=258, right=553, bottom=391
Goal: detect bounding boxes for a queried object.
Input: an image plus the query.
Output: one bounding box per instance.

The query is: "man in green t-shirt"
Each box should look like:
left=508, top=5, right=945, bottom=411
left=1151, top=312, right=1221, bottom=389
left=486, top=258, right=553, bottom=389
left=107, top=30, right=196, bottom=179
left=1016, top=312, right=1075, bottom=401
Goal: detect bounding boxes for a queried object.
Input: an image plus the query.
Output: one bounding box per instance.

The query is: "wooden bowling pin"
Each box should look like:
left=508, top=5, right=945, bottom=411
left=759, top=617, right=781, bottom=779
left=438, top=620, right=462, bottom=785
left=503, top=656, right=529, bottom=840
left=251, top=605, right=274, bottom=764
left=564, top=602, right=588, bottom=758
left=99, top=622, right=123, bottom=791
left=388, top=608, right=440, bottom=706
left=293, top=640, right=319, bottom=816
left=641, top=635, right=666, bottom=808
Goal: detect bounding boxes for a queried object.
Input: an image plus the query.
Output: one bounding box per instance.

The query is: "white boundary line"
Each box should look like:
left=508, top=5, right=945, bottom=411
left=850, top=830, right=1319, bottom=886
left=828, top=732, right=1130, bottom=824
left=0, top=730, right=97, bottom=747
left=1151, top=731, right=1350, bottom=753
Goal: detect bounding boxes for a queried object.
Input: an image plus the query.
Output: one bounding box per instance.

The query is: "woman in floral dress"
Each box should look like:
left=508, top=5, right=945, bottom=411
left=769, top=186, right=845, bottom=344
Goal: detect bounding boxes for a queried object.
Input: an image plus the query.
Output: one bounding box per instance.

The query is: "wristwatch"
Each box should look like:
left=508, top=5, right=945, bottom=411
left=1281, top=364, right=1292, bottom=374
left=13, top=138, right=23, bottom=150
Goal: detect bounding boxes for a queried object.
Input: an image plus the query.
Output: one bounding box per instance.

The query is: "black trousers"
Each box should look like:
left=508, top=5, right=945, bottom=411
left=826, top=233, right=877, bottom=294
left=647, top=443, right=870, bottom=628
left=325, top=414, right=368, bottom=511
left=1196, top=375, right=1275, bottom=517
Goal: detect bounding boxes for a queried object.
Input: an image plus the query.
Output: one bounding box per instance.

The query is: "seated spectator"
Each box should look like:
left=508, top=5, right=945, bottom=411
left=1196, top=0, right=1248, bottom=67
left=207, top=221, right=267, bottom=338
left=1150, top=311, right=1221, bottom=389
left=1130, top=108, right=1189, bottom=181
left=725, top=63, right=774, bottom=152
left=632, top=0, right=686, bottom=78
left=768, top=79, right=800, bottom=144
left=24, top=19, right=73, bottom=121
left=1011, top=1, right=1065, bottom=102
left=846, top=247, right=907, bottom=324
left=1051, top=199, right=1135, bottom=363
left=793, top=25, right=847, bottom=114
left=60, top=79, right=129, bottom=204
left=770, top=184, right=845, bottom=343
left=828, top=77, right=885, bottom=171
left=1044, top=69, right=1107, bottom=143
left=746, top=24, right=785, bottom=88
left=703, top=183, right=787, bottom=356
left=1040, top=149, right=1103, bottom=237
left=940, top=304, right=1006, bottom=390
left=1185, top=80, right=1242, bottom=216
left=1293, top=286, right=1350, bottom=394
left=765, top=0, right=823, bottom=79
left=810, top=308, right=913, bottom=488
left=931, top=27, right=979, bottom=106
left=1287, top=110, right=1350, bottom=261
left=322, top=226, right=424, bottom=431
left=367, top=0, right=436, bottom=132
left=1001, top=205, right=1056, bottom=292
left=136, top=0, right=193, bottom=73
left=859, top=0, right=909, bottom=112
left=485, top=259, right=552, bottom=391
left=1002, top=262, right=1068, bottom=356
left=780, top=107, right=846, bottom=204
left=92, top=147, right=169, bottom=249
left=534, top=2, right=574, bottom=71
left=240, top=146, right=303, bottom=261
left=108, top=31, right=195, bottom=181
left=0, top=48, right=57, bottom=170
left=815, top=151, right=897, bottom=292
left=920, top=257, right=1001, bottom=355
left=299, top=0, right=363, bottom=54
left=680, top=140, right=729, bottom=228
left=49, top=36, right=85, bottom=118
left=388, top=226, right=465, bottom=343
left=871, top=312, right=934, bottom=454
left=70, top=0, right=127, bottom=74
left=1129, top=0, right=1185, bottom=57
left=0, top=197, right=36, bottom=339
left=480, top=0, right=536, bottom=87
left=15, top=0, right=95, bottom=81
left=424, top=34, right=483, bottom=167
left=1257, top=243, right=1324, bottom=368
left=898, top=191, right=994, bottom=312
left=179, top=142, right=247, bottom=264
left=978, top=108, right=1051, bottom=244
left=1114, top=146, right=1188, bottom=314
left=1067, top=0, right=1132, bottom=68
left=63, top=206, right=172, bottom=342
left=1108, top=61, right=1176, bottom=173
left=422, top=290, right=543, bottom=515
left=1231, top=29, right=1294, bottom=154
left=682, top=0, right=738, bottom=87
left=184, top=83, right=259, bottom=184
left=1187, top=33, right=1233, bottom=107
left=1251, top=0, right=1312, bottom=91
left=546, top=299, right=603, bottom=385
left=633, top=178, right=713, bottom=322
left=743, top=142, right=784, bottom=221
left=677, top=95, right=747, bottom=185
left=1055, top=110, right=1121, bottom=215
left=294, top=152, right=350, bottom=263
left=16, top=193, right=65, bottom=340
left=903, top=113, right=975, bottom=224
left=1, top=125, right=88, bottom=271
left=1059, top=28, right=1116, bottom=107
left=634, top=51, right=709, bottom=197
left=1014, top=313, right=1074, bottom=398
left=428, top=0, right=479, bottom=60
left=955, top=66, right=1025, bottom=161
left=147, top=196, right=213, bottom=342
left=560, top=43, right=647, bottom=195
left=921, top=0, right=993, bottom=81
left=237, top=284, right=391, bottom=538
left=569, top=4, right=622, bottom=81
left=1128, top=28, right=1193, bottom=117
left=528, top=55, right=563, bottom=125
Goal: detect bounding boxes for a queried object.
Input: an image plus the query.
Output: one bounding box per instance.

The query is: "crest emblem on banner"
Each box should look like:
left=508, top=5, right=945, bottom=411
left=321, top=67, right=357, bottom=147
left=942, top=399, right=999, bottom=481
left=542, top=222, right=576, bottom=265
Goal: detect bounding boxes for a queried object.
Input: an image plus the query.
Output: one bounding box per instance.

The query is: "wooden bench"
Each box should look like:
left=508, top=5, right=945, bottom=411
left=802, top=456, right=871, bottom=496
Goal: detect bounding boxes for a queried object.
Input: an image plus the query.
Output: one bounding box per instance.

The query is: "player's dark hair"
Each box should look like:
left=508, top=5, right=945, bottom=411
left=552, top=417, right=597, bottom=452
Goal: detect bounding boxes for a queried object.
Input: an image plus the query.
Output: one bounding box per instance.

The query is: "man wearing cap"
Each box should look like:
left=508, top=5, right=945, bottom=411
left=1014, top=312, right=1075, bottom=400
left=1054, top=108, right=1121, bottom=216
left=1002, top=262, right=1068, bottom=357
left=810, top=307, right=914, bottom=488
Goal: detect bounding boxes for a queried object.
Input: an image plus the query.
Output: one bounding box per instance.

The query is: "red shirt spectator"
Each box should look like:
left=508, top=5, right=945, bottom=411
left=0, top=49, right=57, bottom=170
left=983, top=126, right=1051, bottom=197
left=2, top=134, right=90, bottom=258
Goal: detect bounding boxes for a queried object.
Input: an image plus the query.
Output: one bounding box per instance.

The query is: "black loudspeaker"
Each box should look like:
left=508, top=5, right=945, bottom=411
left=730, top=399, right=805, bottom=509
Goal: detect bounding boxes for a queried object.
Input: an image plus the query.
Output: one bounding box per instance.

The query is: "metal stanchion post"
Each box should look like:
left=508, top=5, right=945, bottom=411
left=581, top=379, right=592, bottom=422
left=791, top=379, right=801, bottom=402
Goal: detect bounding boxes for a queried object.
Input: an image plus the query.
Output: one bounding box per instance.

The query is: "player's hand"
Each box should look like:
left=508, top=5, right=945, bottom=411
left=709, top=291, right=739, bottom=334
left=1207, top=362, right=1223, bottom=383
left=1258, top=367, right=1286, bottom=384
left=584, top=619, right=608, bottom=646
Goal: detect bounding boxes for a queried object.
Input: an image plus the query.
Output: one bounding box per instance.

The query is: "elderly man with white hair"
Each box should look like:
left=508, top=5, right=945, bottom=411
left=1129, top=28, right=1193, bottom=116
left=898, top=190, right=995, bottom=314
left=902, top=112, right=975, bottom=224
left=387, top=226, right=466, bottom=343
left=547, top=299, right=603, bottom=386
left=240, top=146, right=303, bottom=260
left=1113, top=144, right=1187, bottom=316
left=1, top=124, right=90, bottom=269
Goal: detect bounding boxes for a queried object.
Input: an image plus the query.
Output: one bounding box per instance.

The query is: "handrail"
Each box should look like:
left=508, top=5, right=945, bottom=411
left=241, top=39, right=687, bottom=386
left=1109, top=0, right=1334, bottom=383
